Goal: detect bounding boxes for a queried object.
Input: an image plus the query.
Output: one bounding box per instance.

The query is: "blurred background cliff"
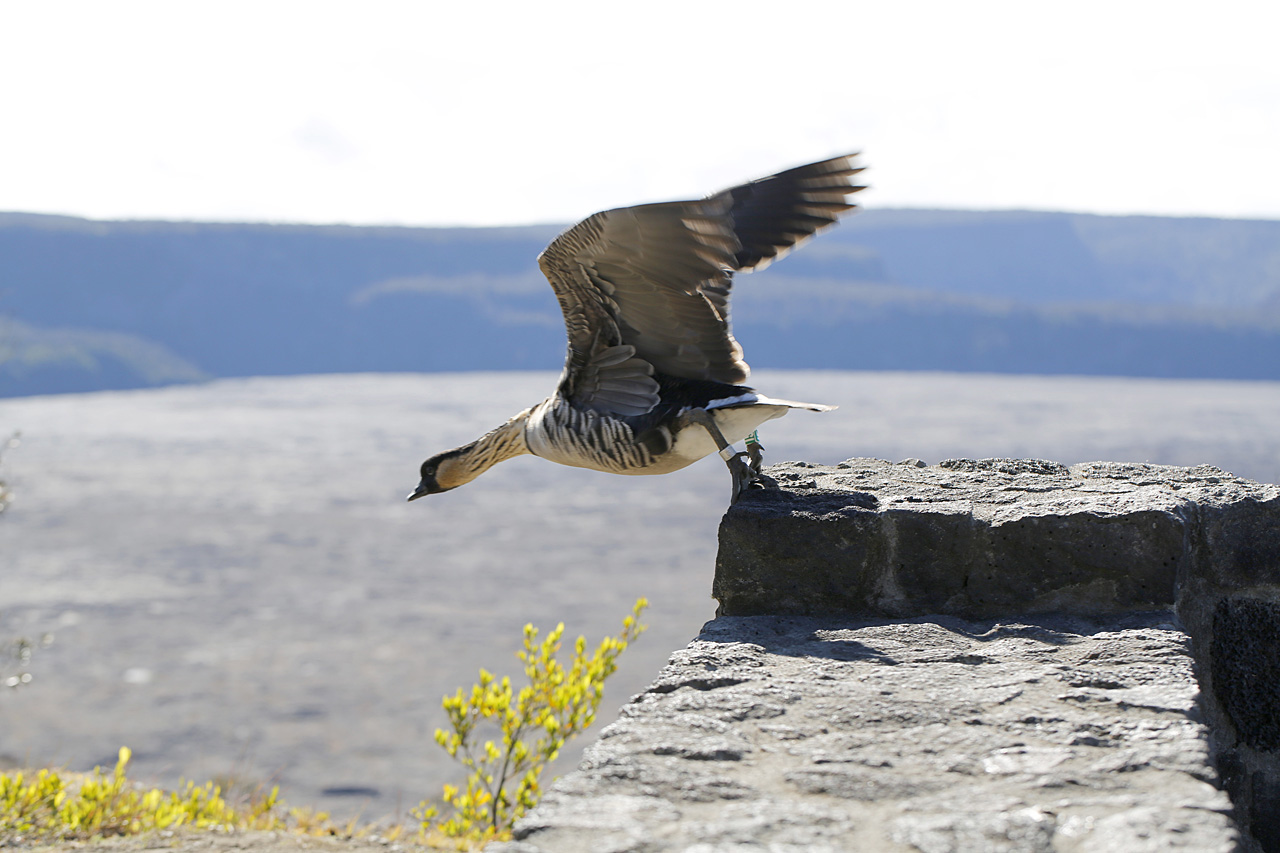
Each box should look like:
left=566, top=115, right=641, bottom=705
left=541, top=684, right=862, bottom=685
left=4, top=209, right=1280, bottom=396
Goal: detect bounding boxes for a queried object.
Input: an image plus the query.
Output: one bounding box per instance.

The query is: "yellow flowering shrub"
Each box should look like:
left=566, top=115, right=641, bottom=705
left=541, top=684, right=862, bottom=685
left=0, top=747, right=281, bottom=842
left=416, top=598, right=648, bottom=847
left=1, top=597, right=649, bottom=849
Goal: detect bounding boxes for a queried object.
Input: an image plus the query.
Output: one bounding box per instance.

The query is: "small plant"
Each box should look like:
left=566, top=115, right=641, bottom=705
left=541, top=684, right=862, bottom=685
left=416, top=598, right=648, bottom=847
left=0, top=747, right=283, bottom=842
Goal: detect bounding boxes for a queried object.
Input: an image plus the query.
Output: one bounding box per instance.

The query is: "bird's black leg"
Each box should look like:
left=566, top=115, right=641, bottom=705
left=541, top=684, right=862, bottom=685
left=678, top=409, right=759, bottom=504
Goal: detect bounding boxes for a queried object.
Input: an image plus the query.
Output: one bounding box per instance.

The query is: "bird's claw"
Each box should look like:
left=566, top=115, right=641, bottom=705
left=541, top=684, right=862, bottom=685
left=728, top=451, right=766, bottom=504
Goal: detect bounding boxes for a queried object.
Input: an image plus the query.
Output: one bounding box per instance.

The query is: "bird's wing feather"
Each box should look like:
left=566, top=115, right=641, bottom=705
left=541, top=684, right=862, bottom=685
left=538, top=154, right=866, bottom=414
left=721, top=153, right=866, bottom=272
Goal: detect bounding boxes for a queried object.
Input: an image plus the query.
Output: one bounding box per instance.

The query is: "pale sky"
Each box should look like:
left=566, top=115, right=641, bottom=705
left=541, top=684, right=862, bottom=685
left=2, top=0, right=1277, bottom=226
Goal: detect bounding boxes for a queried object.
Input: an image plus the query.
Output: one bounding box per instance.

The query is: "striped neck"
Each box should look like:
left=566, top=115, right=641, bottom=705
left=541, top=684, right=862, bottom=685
left=448, top=409, right=533, bottom=487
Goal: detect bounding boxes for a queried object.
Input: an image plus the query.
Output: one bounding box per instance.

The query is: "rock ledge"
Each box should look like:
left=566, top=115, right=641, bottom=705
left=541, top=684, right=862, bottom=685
left=502, top=613, right=1238, bottom=852
left=715, top=458, right=1279, bottom=620
left=495, top=459, right=1280, bottom=853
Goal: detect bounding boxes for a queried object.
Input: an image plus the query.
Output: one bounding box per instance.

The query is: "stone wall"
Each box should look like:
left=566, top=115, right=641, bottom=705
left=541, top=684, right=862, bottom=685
left=495, top=459, right=1280, bottom=852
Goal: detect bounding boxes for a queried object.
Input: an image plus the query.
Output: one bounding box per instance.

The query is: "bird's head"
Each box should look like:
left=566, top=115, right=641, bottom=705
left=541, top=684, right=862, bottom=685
left=407, top=412, right=532, bottom=502
left=407, top=445, right=477, bottom=501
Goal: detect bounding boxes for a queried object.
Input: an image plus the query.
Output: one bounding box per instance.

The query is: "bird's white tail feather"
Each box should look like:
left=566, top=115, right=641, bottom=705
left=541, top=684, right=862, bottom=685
left=755, top=395, right=836, bottom=412
left=708, top=393, right=835, bottom=412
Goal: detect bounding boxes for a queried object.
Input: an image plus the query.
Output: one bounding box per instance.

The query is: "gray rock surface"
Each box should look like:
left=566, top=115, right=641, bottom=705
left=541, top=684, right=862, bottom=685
left=495, top=614, right=1238, bottom=852
left=494, top=458, right=1280, bottom=852
left=715, top=458, right=1280, bottom=620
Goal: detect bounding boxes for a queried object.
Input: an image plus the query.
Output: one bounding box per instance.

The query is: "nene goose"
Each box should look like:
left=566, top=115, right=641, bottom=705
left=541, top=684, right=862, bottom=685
left=409, top=153, right=866, bottom=504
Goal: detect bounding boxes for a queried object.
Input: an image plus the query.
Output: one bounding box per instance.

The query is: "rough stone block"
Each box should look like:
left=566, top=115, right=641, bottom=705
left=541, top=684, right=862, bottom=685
left=714, top=458, right=1278, bottom=620
left=496, top=615, right=1239, bottom=852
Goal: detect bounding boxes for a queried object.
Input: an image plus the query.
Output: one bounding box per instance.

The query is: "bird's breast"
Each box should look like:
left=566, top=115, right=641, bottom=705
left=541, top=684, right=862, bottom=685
left=524, top=398, right=656, bottom=474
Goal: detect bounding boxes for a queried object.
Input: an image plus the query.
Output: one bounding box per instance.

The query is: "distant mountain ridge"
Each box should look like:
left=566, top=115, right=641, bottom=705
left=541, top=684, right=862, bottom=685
left=2, top=208, right=1279, bottom=396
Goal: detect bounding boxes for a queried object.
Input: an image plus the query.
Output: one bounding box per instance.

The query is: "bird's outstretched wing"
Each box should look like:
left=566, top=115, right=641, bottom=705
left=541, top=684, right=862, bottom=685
left=537, top=154, right=865, bottom=415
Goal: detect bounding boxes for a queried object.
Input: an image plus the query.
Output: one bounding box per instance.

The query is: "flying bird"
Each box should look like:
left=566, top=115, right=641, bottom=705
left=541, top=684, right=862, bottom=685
left=409, top=154, right=866, bottom=504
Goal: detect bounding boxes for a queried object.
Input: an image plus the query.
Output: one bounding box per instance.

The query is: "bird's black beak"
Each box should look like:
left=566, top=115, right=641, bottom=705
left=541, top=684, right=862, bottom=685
left=407, top=475, right=441, bottom=502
